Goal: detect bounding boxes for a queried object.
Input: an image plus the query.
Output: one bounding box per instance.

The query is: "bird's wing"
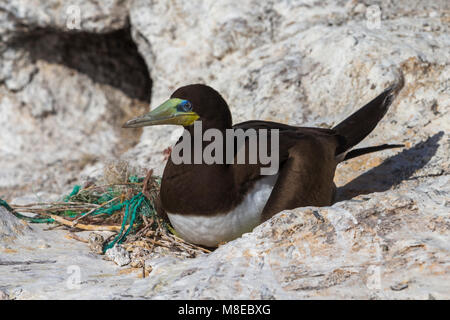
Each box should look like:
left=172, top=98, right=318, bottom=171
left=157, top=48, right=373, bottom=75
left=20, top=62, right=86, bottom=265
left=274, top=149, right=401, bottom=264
left=230, top=120, right=340, bottom=194
left=260, top=132, right=338, bottom=221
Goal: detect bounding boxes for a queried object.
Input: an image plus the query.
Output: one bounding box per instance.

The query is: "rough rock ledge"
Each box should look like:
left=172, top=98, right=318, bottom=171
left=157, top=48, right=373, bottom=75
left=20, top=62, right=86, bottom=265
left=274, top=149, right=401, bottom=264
left=1, top=0, right=449, bottom=299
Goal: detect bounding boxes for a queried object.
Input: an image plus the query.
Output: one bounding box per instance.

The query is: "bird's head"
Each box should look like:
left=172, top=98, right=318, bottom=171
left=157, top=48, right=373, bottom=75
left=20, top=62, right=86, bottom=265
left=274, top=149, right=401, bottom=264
left=122, top=84, right=232, bottom=130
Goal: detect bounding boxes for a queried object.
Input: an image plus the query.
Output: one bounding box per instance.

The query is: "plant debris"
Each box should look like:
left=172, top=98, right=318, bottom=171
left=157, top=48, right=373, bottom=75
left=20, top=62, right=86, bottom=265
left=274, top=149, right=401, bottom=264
left=6, top=161, right=210, bottom=262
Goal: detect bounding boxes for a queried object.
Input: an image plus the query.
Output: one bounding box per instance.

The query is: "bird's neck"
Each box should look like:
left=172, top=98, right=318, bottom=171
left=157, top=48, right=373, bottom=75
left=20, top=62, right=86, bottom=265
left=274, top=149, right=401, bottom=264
left=161, top=160, right=237, bottom=215
left=160, top=121, right=240, bottom=215
left=185, top=119, right=231, bottom=135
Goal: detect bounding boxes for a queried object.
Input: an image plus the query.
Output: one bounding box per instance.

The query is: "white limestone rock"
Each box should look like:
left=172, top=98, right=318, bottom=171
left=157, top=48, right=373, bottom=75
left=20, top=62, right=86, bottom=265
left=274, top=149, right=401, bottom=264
left=105, top=245, right=131, bottom=267
left=0, top=211, right=139, bottom=300
left=0, top=0, right=448, bottom=299
left=0, top=0, right=131, bottom=39
left=0, top=1, right=151, bottom=198
left=0, top=206, right=31, bottom=243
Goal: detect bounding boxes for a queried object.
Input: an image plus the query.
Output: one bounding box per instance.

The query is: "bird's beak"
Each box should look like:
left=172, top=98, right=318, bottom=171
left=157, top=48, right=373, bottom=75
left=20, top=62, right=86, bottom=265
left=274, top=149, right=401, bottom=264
left=122, top=98, right=199, bottom=128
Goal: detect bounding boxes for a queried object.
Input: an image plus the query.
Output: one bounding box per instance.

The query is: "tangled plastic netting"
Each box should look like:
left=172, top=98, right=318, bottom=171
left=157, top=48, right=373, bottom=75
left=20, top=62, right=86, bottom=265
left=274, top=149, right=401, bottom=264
left=1, top=174, right=163, bottom=253
left=0, top=160, right=210, bottom=258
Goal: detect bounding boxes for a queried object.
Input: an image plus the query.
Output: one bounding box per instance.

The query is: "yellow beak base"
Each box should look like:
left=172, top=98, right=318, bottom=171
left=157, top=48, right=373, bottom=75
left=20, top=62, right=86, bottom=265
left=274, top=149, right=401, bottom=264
left=122, top=98, right=199, bottom=128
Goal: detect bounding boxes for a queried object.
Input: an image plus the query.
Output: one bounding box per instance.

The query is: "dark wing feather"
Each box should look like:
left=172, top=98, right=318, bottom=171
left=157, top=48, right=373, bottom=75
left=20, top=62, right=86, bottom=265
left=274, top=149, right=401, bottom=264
left=230, top=120, right=341, bottom=189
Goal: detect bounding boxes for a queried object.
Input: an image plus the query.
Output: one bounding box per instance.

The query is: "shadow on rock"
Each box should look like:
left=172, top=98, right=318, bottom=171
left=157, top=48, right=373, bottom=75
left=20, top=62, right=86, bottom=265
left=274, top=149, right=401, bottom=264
left=336, top=131, right=444, bottom=202
left=9, top=27, right=151, bottom=103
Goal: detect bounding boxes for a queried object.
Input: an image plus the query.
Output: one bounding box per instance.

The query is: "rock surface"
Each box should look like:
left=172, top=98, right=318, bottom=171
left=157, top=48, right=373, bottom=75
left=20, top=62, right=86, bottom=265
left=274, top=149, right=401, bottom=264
left=0, top=0, right=150, bottom=199
left=0, top=0, right=449, bottom=299
left=0, top=207, right=142, bottom=300
left=136, top=176, right=450, bottom=299
left=105, top=245, right=131, bottom=267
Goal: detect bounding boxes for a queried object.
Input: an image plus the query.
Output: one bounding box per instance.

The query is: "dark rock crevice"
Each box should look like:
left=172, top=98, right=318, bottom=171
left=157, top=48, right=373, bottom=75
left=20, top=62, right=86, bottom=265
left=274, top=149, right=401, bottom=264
left=8, top=26, right=152, bottom=103
left=4, top=25, right=152, bottom=154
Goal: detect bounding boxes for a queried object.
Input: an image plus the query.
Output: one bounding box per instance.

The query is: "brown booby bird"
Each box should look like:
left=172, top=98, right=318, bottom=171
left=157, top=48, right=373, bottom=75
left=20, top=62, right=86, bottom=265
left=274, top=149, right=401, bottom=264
left=123, top=81, right=403, bottom=247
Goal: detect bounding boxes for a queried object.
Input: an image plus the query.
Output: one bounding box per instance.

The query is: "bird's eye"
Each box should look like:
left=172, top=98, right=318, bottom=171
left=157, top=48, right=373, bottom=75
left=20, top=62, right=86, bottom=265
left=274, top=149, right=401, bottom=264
left=178, top=100, right=192, bottom=112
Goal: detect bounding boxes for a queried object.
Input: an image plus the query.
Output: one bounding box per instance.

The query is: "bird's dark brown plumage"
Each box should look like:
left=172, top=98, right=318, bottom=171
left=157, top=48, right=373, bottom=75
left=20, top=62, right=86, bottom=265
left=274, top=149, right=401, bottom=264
left=157, top=82, right=404, bottom=222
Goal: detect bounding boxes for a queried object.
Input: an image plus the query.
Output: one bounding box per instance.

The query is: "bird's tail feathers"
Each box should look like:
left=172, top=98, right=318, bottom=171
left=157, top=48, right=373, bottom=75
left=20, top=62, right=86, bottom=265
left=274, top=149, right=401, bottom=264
left=337, top=143, right=404, bottom=162
left=333, top=75, right=404, bottom=155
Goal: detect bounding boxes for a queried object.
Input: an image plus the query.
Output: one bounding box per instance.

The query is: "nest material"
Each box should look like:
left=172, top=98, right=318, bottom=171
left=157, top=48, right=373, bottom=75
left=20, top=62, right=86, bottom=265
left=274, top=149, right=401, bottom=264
left=9, top=161, right=210, bottom=259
